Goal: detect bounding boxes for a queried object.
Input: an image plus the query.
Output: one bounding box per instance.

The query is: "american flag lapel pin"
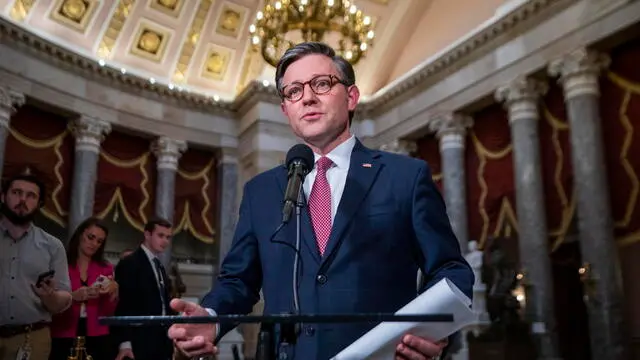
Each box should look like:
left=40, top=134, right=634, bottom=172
left=362, top=163, right=372, bottom=168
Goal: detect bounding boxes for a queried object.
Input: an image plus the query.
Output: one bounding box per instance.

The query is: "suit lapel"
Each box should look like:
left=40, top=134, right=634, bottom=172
left=275, top=167, right=321, bottom=265
left=135, top=248, right=161, bottom=299
left=321, top=142, right=381, bottom=267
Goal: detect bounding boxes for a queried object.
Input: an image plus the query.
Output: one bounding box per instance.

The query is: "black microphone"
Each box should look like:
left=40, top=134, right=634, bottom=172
left=282, top=144, right=315, bottom=223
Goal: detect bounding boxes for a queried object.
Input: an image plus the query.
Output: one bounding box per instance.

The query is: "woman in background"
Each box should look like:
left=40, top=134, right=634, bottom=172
left=49, top=217, right=119, bottom=360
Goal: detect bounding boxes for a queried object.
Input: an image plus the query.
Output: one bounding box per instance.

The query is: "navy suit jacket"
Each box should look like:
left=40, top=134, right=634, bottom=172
left=202, top=140, right=474, bottom=360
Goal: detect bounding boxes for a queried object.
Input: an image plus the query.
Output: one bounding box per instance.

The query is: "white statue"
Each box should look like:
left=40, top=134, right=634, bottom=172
left=465, top=240, right=483, bottom=287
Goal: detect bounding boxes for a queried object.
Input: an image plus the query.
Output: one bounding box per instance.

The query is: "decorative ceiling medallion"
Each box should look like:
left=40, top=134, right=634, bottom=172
left=201, top=45, right=233, bottom=81
left=149, top=0, right=184, bottom=18
left=215, top=2, right=247, bottom=39
left=49, top=0, right=98, bottom=32
left=130, top=21, right=171, bottom=62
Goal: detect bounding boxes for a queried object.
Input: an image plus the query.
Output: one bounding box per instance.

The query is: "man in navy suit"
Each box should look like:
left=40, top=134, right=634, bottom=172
left=168, top=42, right=474, bottom=360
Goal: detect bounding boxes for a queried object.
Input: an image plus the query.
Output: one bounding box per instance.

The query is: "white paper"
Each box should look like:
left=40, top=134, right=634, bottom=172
left=331, top=278, right=474, bottom=360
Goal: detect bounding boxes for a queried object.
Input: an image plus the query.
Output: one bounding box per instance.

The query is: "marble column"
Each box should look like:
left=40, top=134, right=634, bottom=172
left=495, top=77, right=560, bottom=360
left=216, top=147, right=239, bottom=274
left=549, top=49, right=628, bottom=360
left=428, top=113, right=472, bottom=253
left=0, top=87, right=25, bottom=181
left=152, top=136, right=187, bottom=267
left=68, top=116, right=111, bottom=236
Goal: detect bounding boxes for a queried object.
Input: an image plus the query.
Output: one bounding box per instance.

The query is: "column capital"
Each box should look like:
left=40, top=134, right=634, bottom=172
left=0, top=87, right=25, bottom=128
left=152, top=136, right=187, bottom=171
left=69, top=115, right=112, bottom=153
left=428, top=112, right=472, bottom=149
left=548, top=48, right=610, bottom=98
left=379, top=139, right=417, bottom=155
left=495, top=77, right=548, bottom=123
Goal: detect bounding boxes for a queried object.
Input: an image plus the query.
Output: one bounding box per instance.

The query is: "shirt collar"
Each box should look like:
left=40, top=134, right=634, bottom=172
left=141, top=244, right=159, bottom=262
left=0, top=216, right=34, bottom=240
left=313, top=135, right=356, bottom=170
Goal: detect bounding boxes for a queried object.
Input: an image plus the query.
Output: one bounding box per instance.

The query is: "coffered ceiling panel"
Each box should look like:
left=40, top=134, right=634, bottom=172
left=1, top=0, right=434, bottom=99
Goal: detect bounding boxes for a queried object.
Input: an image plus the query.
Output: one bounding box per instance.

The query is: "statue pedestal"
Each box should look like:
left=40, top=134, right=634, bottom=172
left=451, top=240, right=490, bottom=360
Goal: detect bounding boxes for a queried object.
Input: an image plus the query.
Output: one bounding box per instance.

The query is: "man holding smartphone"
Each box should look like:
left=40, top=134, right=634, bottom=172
left=0, top=171, right=72, bottom=360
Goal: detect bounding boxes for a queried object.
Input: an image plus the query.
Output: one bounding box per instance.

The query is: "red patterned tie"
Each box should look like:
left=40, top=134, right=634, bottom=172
left=309, top=156, right=333, bottom=255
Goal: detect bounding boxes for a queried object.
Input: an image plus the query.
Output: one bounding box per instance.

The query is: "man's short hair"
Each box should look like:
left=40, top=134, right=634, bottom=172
left=2, top=172, right=47, bottom=207
left=144, top=217, right=172, bottom=233
left=275, top=42, right=356, bottom=123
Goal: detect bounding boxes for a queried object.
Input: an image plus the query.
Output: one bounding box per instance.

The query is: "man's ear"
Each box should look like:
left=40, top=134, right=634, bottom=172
left=347, top=85, right=360, bottom=112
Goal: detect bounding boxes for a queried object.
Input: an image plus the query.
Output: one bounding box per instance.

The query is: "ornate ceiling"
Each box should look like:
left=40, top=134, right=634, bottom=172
left=0, top=0, right=414, bottom=100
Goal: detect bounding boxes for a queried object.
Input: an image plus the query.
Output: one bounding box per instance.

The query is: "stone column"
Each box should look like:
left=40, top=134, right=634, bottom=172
left=152, top=136, right=187, bottom=267
left=216, top=147, right=239, bottom=272
left=428, top=113, right=472, bottom=253
left=0, top=87, right=25, bottom=181
left=549, top=49, right=628, bottom=360
left=495, top=77, right=560, bottom=360
left=68, top=116, right=111, bottom=236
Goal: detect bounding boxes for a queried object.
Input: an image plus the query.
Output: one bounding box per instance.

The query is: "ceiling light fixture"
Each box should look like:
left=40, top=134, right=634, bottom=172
left=249, top=0, right=375, bottom=67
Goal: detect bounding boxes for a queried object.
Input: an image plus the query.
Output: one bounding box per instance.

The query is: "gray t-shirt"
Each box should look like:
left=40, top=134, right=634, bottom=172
left=0, top=223, right=71, bottom=325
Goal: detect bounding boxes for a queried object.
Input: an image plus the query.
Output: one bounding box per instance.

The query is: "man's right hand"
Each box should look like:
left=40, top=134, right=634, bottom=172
left=168, top=298, right=218, bottom=358
left=115, top=348, right=134, bottom=360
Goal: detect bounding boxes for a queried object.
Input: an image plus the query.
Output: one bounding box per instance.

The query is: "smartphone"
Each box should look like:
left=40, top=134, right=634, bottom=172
left=36, top=270, right=55, bottom=287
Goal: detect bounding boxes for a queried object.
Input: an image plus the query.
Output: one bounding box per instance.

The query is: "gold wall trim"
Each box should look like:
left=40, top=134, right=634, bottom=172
left=176, top=157, right=215, bottom=238
left=471, top=130, right=513, bottom=248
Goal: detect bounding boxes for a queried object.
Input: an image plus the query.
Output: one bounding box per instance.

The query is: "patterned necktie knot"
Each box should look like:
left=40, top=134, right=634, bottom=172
left=316, top=156, right=333, bottom=173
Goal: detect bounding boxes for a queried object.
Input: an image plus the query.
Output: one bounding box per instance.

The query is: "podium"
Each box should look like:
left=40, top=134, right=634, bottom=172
left=101, top=313, right=453, bottom=360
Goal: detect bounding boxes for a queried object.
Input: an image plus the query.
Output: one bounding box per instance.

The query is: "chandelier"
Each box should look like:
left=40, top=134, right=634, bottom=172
left=249, top=0, right=376, bottom=67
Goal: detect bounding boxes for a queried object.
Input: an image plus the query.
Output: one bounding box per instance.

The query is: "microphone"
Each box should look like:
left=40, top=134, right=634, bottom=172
left=282, top=144, right=315, bottom=223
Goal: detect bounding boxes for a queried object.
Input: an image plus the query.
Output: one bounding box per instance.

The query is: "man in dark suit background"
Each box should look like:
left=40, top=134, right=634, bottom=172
left=114, top=218, right=175, bottom=360
left=168, top=42, right=474, bottom=360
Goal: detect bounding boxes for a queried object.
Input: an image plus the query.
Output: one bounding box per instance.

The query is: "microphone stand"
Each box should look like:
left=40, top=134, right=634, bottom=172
left=257, top=189, right=305, bottom=360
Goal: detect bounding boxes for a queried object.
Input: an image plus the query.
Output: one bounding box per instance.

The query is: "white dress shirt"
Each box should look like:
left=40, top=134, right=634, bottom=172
left=303, top=135, right=356, bottom=221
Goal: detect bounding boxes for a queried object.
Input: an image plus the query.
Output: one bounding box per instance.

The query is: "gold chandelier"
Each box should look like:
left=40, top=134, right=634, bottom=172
left=249, top=0, right=376, bottom=67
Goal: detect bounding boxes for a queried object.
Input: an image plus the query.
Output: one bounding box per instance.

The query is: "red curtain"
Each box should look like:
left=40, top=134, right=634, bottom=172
left=3, top=105, right=73, bottom=226
left=173, top=148, right=218, bottom=243
left=540, top=82, right=575, bottom=250
left=599, top=37, right=640, bottom=339
left=93, top=130, right=155, bottom=231
left=415, top=134, right=443, bottom=190
left=465, top=103, right=516, bottom=248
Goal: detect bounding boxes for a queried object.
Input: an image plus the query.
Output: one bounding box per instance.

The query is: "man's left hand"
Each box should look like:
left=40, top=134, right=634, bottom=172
left=395, top=334, right=447, bottom=360
left=31, top=278, right=56, bottom=300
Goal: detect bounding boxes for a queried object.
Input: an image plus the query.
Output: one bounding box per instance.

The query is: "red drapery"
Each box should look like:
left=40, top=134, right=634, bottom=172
left=173, top=148, right=218, bottom=243
left=415, top=134, right=443, bottom=190
left=2, top=105, right=73, bottom=226
left=599, top=37, right=640, bottom=339
left=93, top=130, right=155, bottom=231
left=465, top=103, right=516, bottom=248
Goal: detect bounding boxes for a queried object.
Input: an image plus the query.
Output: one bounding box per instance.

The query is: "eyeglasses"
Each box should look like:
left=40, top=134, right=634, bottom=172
left=281, top=74, right=349, bottom=102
